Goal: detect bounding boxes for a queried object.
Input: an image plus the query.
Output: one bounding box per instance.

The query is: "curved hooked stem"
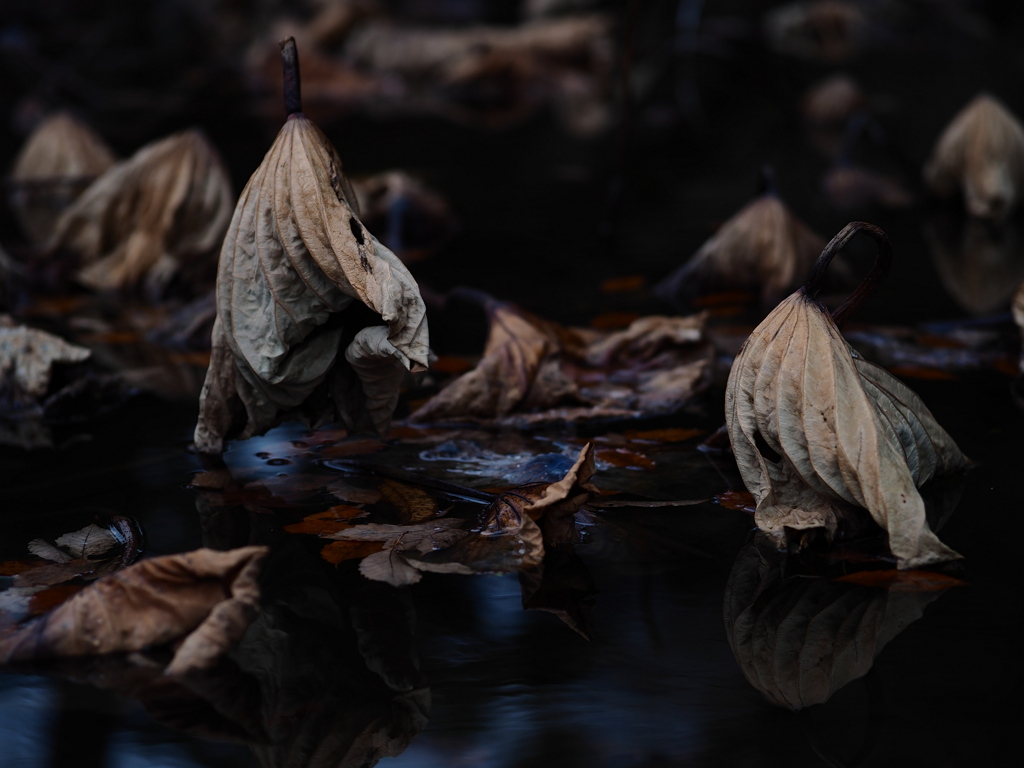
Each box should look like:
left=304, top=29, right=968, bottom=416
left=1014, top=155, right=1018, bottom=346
left=803, top=221, right=891, bottom=328
left=280, top=37, right=302, bottom=116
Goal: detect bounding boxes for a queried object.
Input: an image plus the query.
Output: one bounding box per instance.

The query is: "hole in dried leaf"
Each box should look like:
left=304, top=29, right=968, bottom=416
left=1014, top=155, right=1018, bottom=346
left=349, top=217, right=365, bottom=245
left=753, top=431, right=781, bottom=463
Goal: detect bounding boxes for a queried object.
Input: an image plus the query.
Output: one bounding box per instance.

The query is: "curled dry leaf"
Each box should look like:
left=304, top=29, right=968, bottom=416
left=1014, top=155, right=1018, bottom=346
left=0, top=317, right=91, bottom=409
left=924, top=94, right=1024, bottom=221
left=655, top=189, right=826, bottom=309
left=724, top=533, right=956, bottom=709
left=725, top=222, right=969, bottom=569
left=411, top=293, right=710, bottom=425
left=0, top=546, right=267, bottom=676
left=8, top=112, right=116, bottom=243
left=47, top=129, right=233, bottom=295
left=194, top=39, right=429, bottom=455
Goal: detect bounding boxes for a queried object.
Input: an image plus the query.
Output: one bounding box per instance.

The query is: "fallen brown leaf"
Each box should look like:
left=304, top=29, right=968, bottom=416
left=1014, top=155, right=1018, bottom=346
left=0, top=547, right=267, bottom=676
left=282, top=506, right=367, bottom=535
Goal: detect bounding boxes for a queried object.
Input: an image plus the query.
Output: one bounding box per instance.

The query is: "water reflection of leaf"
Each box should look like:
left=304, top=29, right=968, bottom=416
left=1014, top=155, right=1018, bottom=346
left=724, top=533, right=959, bottom=710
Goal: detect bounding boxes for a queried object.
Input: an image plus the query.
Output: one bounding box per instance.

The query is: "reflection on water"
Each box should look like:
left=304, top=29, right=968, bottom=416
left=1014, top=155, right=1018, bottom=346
left=724, top=532, right=958, bottom=711
left=924, top=208, right=1024, bottom=315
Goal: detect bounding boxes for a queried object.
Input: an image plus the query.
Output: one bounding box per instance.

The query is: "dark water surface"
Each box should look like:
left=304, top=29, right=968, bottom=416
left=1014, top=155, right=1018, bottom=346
left=3, top=1, right=1024, bottom=766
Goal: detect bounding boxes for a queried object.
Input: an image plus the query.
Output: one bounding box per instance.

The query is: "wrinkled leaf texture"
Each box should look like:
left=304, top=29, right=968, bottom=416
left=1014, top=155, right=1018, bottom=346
left=195, top=111, right=429, bottom=453
left=726, top=223, right=969, bottom=569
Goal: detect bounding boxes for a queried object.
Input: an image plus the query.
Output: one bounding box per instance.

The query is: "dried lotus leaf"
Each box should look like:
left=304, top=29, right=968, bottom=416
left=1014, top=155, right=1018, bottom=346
left=0, top=319, right=91, bottom=403
left=194, top=40, right=429, bottom=454
left=924, top=94, right=1024, bottom=221
left=725, top=222, right=969, bottom=569
left=655, top=192, right=826, bottom=309
left=9, top=113, right=116, bottom=243
left=48, top=129, right=233, bottom=295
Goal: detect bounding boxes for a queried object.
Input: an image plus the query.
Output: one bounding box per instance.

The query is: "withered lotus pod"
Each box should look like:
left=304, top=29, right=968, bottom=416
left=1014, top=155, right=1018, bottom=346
left=194, top=38, right=429, bottom=455
left=924, top=94, right=1024, bottom=221
left=47, top=128, right=233, bottom=295
left=725, top=222, right=969, bottom=569
left=8, top=112, right=116, bottom=244
left=656, top=185, right=826, bottom=308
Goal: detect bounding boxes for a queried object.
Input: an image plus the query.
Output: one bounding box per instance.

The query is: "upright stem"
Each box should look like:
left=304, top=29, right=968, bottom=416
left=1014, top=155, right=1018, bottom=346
left=280, top=37, right=302, bottom=116
left=803, top=221, right=891, bottom=328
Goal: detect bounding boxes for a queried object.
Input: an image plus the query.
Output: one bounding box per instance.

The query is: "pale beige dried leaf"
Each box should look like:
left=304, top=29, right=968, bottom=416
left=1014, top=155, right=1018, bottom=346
left=358, top=549, right=424, bottom=587
left=0, top=321, right=91, bottom=401
left=47, top=129, right=233, bottom=293
left=726, top=288, right=969, bottom=569
left=194, top=112, right=429, bottom=454
left=0, top=547, right=267, bottom=671
left=9, top=113, right=117, bottom=243
left=26, top=539, right=73, bottom=564
left=583, top=315, right=704, bottom=367
left=657, top=195, right=826, bottom=306
left=924, top=94, right=1024, bottom=221
left=55, top=524, right=117, bottom=559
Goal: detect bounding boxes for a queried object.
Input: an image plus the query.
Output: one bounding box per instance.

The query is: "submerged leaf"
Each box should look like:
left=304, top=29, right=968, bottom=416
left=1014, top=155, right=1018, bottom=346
left=0, top=547, right=267, bottom=675
left=725, top=222, right=969, bottom=569
left=924, top=94, right=1024, bottom=221
left=48, top=129, right=233, bottom=294
left=656, top=191, right=826, bottom=308
left=195, top=40, right=429, bottom=455
left=9, top=113, right=116, bottom=243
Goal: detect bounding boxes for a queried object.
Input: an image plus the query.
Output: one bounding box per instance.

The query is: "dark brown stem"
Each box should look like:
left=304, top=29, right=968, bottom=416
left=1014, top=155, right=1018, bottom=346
left=803, top=221, right=891, bottom=328
left=279, top=37, right=302, bottom=116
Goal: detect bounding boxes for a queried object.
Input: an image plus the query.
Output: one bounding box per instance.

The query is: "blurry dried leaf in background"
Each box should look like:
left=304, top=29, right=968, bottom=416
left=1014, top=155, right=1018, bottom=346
left=764, top=0, right=867, bottom=63
left=0, top=316, right=90, bottom=410
left=47, top=129, right=233, bottom=297
left=8, top=113, right=116, bottom=244
left=655, top=188, right=827, bottom=309
left=924, top=93, right=1024, bottom=221
left=726, top=223, right=970, bottom=569
left=194, top=40, right=429, bottom=455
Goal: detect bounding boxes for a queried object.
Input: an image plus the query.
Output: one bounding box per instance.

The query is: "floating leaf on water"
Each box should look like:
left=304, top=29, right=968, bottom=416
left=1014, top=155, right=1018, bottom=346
left=48, top=129, right=233, bottom=295
left=194, top=39, right=429, bottom=455
left=320, top=539, right=386, bottom=566
left=0, top=546, right=267, bottom=676
left=283, top=506, right=367, bottom=535
left=725, top=222, right=970, bottom=569
left=655, top=188, right=826, bottom=309
left=54, top=524, right=118, bottom=559
left=8, top=113, right=116, bottom=243
left=924, top=94, right=1024, bottom=221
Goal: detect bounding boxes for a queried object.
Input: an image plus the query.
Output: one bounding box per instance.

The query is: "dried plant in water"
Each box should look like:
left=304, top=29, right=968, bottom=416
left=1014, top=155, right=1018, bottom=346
left=656, top=188, right=826, bottom=309
left=47, top=129, right=233, bottom=296
left=725, top=222, right=970, bottom=569
left=194, top=38, right=429, bottom=455
left=8, top=112, right=116, bottom=244
left=924, top=94, right=1024, bottom=221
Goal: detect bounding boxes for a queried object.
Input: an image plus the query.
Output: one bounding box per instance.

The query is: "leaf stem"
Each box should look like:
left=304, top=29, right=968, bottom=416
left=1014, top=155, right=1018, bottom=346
left=279, top=37, right=302, bottom=116
left=804, top=221, right=891, bottom=327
